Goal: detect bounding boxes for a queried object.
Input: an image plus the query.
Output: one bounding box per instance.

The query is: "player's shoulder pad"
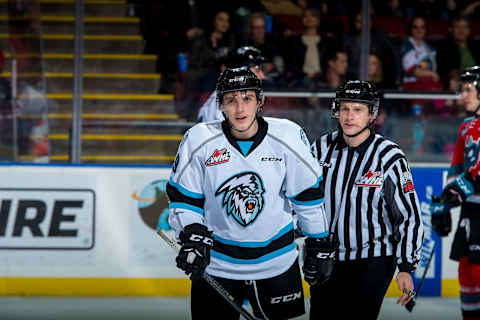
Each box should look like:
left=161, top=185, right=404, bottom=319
left=377, top=134, right=408, bottom=168
left=180, top=121, right=223, bottom=150
left=322, top=130, right=339, bottom=146
left=377, top=134, right=404, bottom=154
left=463, top=115, right=476, bottom=124
left=264, top=117, right=311, bottom=149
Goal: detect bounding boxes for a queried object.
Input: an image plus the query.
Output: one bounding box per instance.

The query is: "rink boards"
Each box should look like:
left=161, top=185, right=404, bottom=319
left=0, top=163, right=458, bottom=297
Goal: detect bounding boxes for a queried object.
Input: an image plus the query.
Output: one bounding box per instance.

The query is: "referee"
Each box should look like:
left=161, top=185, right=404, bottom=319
left=308, top=80, right=424, bottom=319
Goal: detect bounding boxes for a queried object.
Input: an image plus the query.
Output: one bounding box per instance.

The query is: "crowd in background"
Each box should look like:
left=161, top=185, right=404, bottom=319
left=127, top=0, right=480, bottom=161
left=127, top=0, right=480, bottom=132
left=136, top=0, right=480, bottom=94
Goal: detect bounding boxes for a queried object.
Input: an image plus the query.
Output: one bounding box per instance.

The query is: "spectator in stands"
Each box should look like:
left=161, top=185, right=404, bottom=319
left=180, top=10, right=236, bottom=120
left=317, top=45, right=348, bottom=89
left=368, top=51, right=387, bottom=89
left=443, top=0, right=460, bottom=19
left=343, top=9, right=400, bottom=89
left=245, top=13, right=275, bottom=65
left=459, top=0, right=480, bottom=18
left=244, top=12, right=283, bottom=87
left=400, top=15, right=442, bottom=91
left=442, top=70, right=466, bottom=117
left=260, top=0, right=303, bottom=16
left=284, top=8, right=332, bottom=89
left=222, top=2, right=268, bottom=44
left=365, top=51, right=391, bottom=136
left=188, top=10, right=236, bottom=91
left=409, top=0, right=452, bottom=18
left=436, top=15, right=480, bottom=89
left=373, top=0, right=407, bottom=17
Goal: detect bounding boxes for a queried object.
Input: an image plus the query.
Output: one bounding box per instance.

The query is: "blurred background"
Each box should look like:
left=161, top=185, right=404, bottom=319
left=0, top=1, right=477, bottom=318
left=1, top=0, right=479, bottom=165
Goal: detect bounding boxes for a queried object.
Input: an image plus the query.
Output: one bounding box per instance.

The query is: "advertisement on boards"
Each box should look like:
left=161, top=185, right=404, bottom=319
left=411, top=167, right=448, bottom=297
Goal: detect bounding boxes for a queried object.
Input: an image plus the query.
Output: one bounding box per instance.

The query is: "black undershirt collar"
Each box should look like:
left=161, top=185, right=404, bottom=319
left=336, top=129, right=375, bottom=155
left=222, top=116, right=268, bottom=157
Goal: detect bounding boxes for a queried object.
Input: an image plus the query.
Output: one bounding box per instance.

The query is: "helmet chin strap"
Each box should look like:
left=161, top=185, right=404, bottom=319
left=465, top=104, right=480, bottom=117
left=474, top=101, right=480, bottom=116
left=343, top=124, right=369, bottom=138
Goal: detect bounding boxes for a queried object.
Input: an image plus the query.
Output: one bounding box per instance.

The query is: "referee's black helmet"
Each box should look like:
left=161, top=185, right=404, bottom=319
left=332, top=80, right=380, bottom=119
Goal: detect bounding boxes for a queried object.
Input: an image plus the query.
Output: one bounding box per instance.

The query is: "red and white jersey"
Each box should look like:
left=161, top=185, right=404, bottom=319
left=448, top=115, right=480, bottom=203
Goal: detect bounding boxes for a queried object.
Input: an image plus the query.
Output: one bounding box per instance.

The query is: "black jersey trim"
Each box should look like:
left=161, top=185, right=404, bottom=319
left=212, top=228, right=295, bottom=261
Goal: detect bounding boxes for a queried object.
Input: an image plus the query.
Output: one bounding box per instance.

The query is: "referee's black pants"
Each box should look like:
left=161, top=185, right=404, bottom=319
left=309, top=255, right=396, bottom=320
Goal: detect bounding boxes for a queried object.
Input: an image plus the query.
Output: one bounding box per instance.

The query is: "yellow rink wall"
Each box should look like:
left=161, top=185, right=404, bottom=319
left=0, top=278, right=459, bottom=297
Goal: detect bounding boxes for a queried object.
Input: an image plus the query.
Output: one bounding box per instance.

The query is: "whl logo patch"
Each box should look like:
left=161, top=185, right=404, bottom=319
left=205, top=148, right=230, bottom=166
left=400, top=171, right=415, bottom=193
left=355, top=170, right=383, bottom=187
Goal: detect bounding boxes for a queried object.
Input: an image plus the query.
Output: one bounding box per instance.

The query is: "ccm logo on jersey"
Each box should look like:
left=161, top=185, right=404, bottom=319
left=355, top=170, right=383, bottom=187
left=316, top=251, right=335, bottom=259
left=261, top=157, right=282, bottom=162
left=270, top=291, right=302, bottom=304
left=319, top=161, right=331, bottom=168
left=205, top=148, right=230, bottom=166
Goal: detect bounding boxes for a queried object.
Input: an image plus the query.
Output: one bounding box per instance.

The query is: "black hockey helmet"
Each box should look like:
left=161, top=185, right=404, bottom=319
left=460, top=66, right=480, bottom=93
left=460, top=66, right=480, bottom=114
left=332, top=80, right=380, bottom=119
left=216, top=67, right=264, bottom=110
left=225, top=46, right=266, bottom=69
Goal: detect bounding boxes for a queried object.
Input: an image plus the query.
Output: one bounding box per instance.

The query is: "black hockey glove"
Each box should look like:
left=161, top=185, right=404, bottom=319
left=302, top=235, right=335, bottom=286
left=430, top=195, right=452, bottom=237
left=440, top=173, right=475, bottom=206
left=176, top=223, right=214, bottom=281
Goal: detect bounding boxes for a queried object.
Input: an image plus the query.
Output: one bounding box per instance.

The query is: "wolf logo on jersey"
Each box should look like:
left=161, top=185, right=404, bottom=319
left=465, top=135, right=480, bottom=176
left=215, top=171, right=265, bottom=227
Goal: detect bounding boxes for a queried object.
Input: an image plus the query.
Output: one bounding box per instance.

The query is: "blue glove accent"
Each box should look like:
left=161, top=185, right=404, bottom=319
left=441, top=173, right=475, bottom=205
left=454, top=173, right=475, bottom=198
left=429, top=202, right=451, bottom=215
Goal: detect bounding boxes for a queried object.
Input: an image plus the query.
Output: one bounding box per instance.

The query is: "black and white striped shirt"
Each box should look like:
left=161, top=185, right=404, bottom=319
left=312, top=130, right=424, bottom=269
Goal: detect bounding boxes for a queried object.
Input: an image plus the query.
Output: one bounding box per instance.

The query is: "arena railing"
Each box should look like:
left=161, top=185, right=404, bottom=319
left=74, top=90, right=459, bottom=165
left=263, top=90, right=459, bottom=165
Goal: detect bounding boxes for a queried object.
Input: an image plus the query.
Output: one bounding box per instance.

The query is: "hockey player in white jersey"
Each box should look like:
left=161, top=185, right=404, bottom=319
left=167, top=67, right=334, bottom=319
left=196, top=46, right=266, bottom=123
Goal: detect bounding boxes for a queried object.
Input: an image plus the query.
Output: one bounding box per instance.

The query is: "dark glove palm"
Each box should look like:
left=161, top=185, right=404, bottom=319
left=302, top=235, right=335, bottom=286
left=441, top=173, right=475, bottom=206
left=430, top=196, right=452, bottom=237
left=176, top=223, right=213, bottom=280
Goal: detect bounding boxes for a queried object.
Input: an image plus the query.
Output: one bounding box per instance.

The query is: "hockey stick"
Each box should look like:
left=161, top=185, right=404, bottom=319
left=405, top=242, right=436, bottom=312
left=156, top=229, right=257, bottom=320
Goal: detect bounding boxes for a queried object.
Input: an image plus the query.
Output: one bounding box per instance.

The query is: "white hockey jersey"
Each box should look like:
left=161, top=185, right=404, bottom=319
left=167, top=117, right=328, bottom=280
left=196, top=91, right=224, bottom=123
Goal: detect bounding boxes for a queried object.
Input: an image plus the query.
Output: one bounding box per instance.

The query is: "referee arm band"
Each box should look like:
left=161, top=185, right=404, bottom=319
left=398, top=262, right=416, bottom=273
